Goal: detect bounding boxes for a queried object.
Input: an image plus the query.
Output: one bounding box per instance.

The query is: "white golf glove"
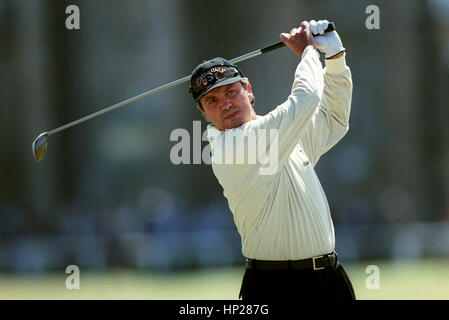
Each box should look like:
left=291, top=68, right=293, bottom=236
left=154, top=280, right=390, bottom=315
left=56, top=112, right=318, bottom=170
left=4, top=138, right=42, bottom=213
left=309, top=20, right=345, bottom=58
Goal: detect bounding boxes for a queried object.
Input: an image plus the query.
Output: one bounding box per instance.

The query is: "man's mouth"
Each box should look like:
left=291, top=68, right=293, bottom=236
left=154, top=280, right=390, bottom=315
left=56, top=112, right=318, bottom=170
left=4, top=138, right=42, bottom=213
left=224, top=109, right=239, bottom=119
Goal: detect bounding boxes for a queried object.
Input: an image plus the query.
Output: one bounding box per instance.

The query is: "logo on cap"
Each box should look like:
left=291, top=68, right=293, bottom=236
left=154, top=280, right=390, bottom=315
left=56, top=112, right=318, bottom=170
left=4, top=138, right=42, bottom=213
left=189, top=58, right=244, bottom=102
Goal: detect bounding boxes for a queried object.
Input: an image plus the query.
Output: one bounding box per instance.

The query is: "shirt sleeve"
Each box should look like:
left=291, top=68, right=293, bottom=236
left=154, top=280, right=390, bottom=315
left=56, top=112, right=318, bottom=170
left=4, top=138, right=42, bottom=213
left=299, top=53, right=353, bottom=167
left=244, top=45, right=324, bottom=169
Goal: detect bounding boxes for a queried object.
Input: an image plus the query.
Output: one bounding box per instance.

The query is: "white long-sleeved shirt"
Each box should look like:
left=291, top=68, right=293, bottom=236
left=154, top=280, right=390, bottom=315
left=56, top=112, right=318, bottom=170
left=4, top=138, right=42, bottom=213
left=206, top=46, right=352, bottom=260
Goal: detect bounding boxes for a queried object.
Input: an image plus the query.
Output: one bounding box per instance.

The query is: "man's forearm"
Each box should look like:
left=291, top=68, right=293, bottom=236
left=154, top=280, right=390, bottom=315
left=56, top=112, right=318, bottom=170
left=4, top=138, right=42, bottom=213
left=321, top=53, right=352, bottom=133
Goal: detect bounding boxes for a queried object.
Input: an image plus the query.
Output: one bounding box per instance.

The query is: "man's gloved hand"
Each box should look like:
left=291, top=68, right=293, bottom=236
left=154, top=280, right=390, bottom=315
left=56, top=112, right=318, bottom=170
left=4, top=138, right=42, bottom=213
left=309, top=20, right=345, bottom=59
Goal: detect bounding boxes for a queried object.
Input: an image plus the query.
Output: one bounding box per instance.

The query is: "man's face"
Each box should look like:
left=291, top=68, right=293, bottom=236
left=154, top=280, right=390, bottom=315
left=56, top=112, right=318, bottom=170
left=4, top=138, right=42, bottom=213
left=199, top=81, right=256, bottom=131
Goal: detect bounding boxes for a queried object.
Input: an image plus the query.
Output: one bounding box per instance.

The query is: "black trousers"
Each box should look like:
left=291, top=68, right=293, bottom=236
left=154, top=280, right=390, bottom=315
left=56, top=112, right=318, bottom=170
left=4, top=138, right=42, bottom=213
left=239, top=262, right=356, bottom=300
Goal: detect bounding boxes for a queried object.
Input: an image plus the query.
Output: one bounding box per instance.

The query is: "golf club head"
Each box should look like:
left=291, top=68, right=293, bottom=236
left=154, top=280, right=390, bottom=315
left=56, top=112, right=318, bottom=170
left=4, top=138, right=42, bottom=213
left=32, top=132, right=48, bottom=162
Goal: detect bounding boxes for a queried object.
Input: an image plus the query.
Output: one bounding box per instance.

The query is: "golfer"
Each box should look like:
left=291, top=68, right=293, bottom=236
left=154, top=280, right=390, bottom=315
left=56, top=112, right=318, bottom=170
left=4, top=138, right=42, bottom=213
left=189, top=20, right=355, bottom=300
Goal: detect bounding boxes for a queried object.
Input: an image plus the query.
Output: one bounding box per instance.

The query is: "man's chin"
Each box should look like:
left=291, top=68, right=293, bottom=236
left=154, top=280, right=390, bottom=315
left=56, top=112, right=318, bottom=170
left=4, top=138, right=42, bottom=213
left=224, top=118, right=246, bottom=130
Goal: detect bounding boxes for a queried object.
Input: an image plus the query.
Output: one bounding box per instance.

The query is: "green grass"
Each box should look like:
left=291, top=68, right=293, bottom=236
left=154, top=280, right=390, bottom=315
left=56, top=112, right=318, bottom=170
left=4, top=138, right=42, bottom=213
left=345, top=258, right=449, bottom=300
left=0, top=258, right=448, bottom=300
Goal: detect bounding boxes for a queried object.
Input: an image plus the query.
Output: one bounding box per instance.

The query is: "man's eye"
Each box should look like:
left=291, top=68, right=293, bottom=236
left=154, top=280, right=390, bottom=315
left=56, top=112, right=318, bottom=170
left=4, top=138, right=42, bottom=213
left=227, top=90, right=235, bottom=95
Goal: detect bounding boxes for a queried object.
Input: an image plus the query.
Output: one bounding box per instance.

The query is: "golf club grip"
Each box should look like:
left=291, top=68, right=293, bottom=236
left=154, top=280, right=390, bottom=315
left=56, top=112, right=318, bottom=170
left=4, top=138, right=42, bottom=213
left=261, top=21, right=335, bottom=54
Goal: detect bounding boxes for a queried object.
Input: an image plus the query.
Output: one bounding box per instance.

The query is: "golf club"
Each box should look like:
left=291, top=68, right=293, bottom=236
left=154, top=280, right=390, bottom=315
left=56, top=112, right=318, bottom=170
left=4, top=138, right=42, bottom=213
left=32, top=22, right=335, bottom=161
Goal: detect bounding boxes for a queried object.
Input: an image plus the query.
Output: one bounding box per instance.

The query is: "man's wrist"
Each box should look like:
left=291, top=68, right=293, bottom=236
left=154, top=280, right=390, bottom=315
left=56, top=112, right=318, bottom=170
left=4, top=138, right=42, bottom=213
left=325, top=52, right=347, bottom=74
left=326, top=51, right=345, bottom=60
left=301, top=45, right=317, bottom=59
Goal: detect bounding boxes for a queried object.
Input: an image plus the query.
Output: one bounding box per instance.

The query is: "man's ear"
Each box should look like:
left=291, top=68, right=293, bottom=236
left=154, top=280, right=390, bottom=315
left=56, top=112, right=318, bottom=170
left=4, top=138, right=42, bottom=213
left=246, top=81, right=254, bottom=104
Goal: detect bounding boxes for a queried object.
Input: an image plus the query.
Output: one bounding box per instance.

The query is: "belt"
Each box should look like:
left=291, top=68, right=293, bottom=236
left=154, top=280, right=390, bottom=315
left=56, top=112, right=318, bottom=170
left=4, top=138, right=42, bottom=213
left=246, top=251, right=338, bottom=271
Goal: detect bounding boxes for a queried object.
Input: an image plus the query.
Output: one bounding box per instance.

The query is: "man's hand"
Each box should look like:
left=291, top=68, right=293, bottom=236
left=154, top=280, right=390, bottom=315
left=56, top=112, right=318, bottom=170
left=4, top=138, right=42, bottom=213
left=309, top=20, right=345, bottom=59
left=280, top=21, right=316, bottom=57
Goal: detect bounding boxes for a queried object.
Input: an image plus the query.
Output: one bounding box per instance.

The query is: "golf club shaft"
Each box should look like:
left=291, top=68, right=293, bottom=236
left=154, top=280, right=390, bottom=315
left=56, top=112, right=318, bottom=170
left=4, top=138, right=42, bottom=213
left=48, top=75, right=191, bottom=136
left=47, top=22, right=335, bottom=136
left=47, top=54, right=257, bottom=136
left=47, top=47, right=266, bottom=136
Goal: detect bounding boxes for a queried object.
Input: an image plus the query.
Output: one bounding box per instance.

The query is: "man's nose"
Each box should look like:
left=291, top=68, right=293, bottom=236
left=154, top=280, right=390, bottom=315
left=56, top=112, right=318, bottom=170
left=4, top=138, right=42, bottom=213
left=220, top=97, right=232, bottom=111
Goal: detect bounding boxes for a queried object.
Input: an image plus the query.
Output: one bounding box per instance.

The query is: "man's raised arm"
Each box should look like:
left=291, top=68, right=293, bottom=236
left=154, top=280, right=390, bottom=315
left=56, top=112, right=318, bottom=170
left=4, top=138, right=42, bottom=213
left=299, top=20, right=352, bottom=166
left=246, top=21, right=324, bottom=168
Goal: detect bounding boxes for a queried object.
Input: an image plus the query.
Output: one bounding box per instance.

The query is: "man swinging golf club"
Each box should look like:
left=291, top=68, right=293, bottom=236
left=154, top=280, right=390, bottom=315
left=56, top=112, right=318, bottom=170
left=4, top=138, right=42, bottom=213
left=30, top=16, right=354, bottom=301
left=188, top=19, right=355, bottom=300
